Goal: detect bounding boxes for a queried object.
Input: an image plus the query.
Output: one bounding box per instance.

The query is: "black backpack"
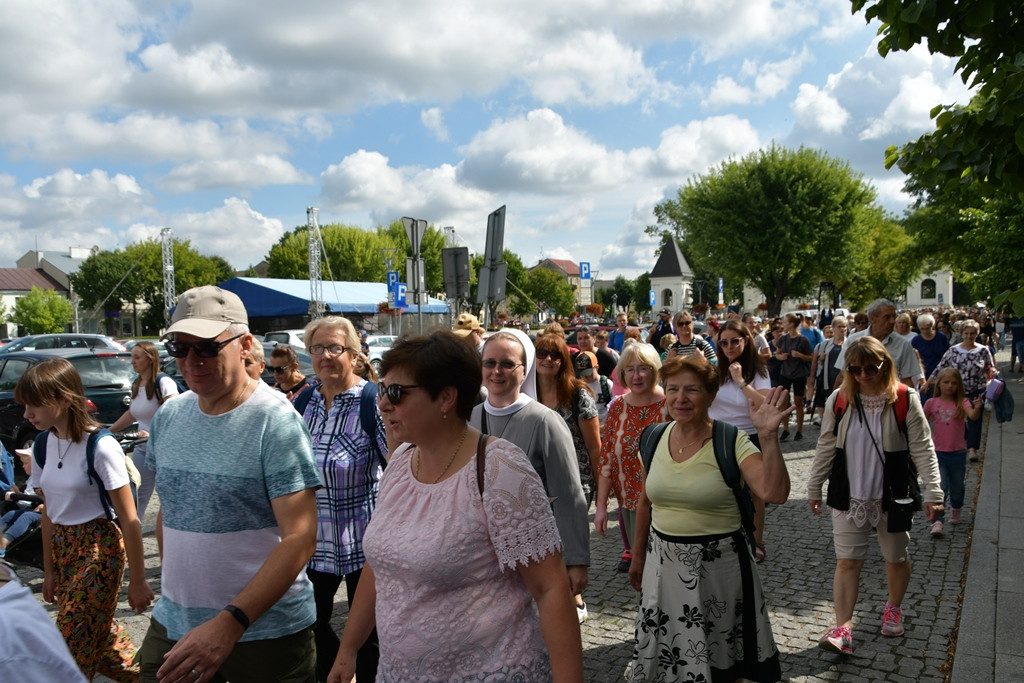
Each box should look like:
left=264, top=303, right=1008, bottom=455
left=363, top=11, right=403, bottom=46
left=293, top=381, right=386, bottom=469
left=33, top=429, right=140, bottom=520
left=639, top=420, right=756, bottom=549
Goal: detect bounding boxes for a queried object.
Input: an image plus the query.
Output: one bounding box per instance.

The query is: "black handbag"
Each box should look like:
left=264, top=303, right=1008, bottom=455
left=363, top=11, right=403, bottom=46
left=858, top=398, right=916, bottom=532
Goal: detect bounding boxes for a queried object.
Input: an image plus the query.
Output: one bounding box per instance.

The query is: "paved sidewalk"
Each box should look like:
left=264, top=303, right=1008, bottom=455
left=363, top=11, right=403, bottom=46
left=9, top=363, right=1020, bottom=682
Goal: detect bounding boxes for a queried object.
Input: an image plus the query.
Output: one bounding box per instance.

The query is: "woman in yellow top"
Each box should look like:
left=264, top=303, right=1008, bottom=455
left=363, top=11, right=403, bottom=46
left=628, top=355, right=791, bottom=683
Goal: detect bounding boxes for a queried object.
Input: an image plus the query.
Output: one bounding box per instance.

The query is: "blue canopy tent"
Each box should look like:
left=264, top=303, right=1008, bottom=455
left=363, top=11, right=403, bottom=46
left=218, top=277, right=451, bottom=316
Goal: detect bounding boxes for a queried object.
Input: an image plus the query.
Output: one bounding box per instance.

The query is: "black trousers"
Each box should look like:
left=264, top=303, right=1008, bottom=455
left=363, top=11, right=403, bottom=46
left=306, top=566, right=379, bottom=682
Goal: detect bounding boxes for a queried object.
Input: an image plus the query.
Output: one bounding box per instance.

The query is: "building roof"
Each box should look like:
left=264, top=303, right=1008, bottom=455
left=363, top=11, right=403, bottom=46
left=0, top=268, right=66, bottom=293
left=16, top=249, right=89, bottom=276
left=218, top=277, right=451, bottom=316
left=650, top=239, right=693, bottom=279
left=535, top=258, right=580, bottom=276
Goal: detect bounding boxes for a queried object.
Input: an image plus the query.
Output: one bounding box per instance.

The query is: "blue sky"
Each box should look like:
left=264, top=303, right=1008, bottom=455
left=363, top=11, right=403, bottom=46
left=0, top=0, right=971, bottom=279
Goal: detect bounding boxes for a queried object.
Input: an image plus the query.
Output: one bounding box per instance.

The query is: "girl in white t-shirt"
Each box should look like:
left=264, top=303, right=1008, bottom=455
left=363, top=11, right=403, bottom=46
left=16, top=357, right=153, bottom=681
left=708, top=320, right=772, bottom=563
left=110, top=341, right=180, bottom=518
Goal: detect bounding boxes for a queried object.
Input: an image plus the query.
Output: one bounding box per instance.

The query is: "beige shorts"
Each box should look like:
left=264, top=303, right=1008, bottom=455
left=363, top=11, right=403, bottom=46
left=831, top=512, right=911, bottom=563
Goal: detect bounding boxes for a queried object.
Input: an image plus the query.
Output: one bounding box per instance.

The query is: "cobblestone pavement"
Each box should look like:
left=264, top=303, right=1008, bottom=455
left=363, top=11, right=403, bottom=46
left=14, top=412, right=986, bottom=682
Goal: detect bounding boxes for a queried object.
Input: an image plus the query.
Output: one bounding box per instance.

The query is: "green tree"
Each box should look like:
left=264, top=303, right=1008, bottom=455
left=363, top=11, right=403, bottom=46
left=72, top=240, right=235, bottom=333
left=470, top=250, right=531, bottom=320
left=852, top=0, right=1024, bottom=197
left=10, top=286, right=74, bottom=333
left=834, top=206, right=919, bottom=308
left=651, top=145, right=876, bottom=316
left=525, top=267, right=576, bottom=317
left=633, top=272, right=652, bottom=315
left=598, top=276, right=636, bottom=313
left=851, top=0, right=1024, bottom=311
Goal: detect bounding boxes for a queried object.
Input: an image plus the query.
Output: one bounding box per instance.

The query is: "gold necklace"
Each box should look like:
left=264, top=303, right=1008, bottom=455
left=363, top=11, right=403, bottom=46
left=416, top=428, right=469, bottom=484
left=675, top=424, right=711, bottom=455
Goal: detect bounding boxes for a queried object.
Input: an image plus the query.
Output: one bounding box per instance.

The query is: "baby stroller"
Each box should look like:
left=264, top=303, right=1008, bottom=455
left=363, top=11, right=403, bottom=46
left=1, top=444, right=44, bottom=568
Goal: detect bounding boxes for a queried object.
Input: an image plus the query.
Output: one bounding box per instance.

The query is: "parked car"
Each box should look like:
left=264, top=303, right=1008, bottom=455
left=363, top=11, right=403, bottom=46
left=0, top=349, right=135, bottom=452
left=0, top=333, right=126, bottom=355
left=122, top=339, right=168, bottom=356
left=263, top=329, right=306, bottom=347
left=161, top=341, right=315, bottom=391
left=364, top=335, right=397, bottom=374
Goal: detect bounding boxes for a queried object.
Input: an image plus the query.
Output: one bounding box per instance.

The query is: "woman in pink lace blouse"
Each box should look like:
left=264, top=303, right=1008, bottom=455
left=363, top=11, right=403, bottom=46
left=327, top=331, right=583, bottom=683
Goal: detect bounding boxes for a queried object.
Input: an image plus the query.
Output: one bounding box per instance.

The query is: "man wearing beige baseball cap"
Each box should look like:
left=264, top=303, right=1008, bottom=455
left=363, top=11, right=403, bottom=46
left=138, top=286, right=321, bottom=683
left=452, top=312, right=486, bottom=352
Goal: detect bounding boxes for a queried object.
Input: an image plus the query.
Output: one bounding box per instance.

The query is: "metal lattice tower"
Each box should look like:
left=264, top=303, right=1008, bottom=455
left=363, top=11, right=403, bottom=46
left=307, top=207, right=325, bottom=319
left=160, top=227, right=176, bottom=323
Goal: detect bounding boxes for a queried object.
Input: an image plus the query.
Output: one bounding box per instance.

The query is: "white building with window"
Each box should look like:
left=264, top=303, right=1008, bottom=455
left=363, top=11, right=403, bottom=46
left=905, top=270, right=954, bottom=309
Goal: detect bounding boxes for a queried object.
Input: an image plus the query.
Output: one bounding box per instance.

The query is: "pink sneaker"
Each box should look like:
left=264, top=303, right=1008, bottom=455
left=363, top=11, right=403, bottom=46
left=930, top=520, right=944, bottom=536
left=951, top=508, right=962, bottom=525
left=819, top=625, right=853, bottom=654
left=881, top=602, right=904, bottom=636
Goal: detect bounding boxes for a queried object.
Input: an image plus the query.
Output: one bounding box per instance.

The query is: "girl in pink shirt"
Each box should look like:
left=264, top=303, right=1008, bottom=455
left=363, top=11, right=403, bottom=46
left=924, top=368, right=982, bottom=535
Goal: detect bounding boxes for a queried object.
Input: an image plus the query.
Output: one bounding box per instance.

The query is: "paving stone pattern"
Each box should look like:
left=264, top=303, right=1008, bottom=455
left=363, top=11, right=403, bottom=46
left=16, top=413, right=987, bottom=682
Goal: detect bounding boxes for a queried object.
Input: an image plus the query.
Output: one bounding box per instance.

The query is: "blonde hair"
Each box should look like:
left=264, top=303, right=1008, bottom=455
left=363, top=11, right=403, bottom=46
left=839, top=336, right=899, bottom=406
left=934, top=367, right=967, bottom=420
left=616, top=341, right=662, bottom=387
left=303, top=316, right=360, bottom=353
left=130, top=341, right=162, bottom=401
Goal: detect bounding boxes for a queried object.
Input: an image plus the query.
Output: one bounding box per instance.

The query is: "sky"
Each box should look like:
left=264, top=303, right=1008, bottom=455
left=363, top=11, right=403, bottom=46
left=0, top=0, right=972, bottom=281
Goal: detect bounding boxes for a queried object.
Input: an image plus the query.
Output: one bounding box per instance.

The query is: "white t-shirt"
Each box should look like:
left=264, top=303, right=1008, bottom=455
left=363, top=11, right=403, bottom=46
left=131, top=376, right=181, bottom=432
left=708, top=372, right=771, bottom=434
left=30, top=431, right=129, bottom=524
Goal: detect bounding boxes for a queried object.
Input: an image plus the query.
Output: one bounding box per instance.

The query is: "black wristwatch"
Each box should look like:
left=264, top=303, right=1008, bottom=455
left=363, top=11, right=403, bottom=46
left=223, top=604, right=250, bottom=631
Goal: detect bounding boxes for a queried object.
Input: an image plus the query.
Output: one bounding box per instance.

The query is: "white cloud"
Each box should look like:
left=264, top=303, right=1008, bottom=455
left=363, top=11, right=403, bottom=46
left=155, top=198, right=286, bottom=268
left=420, top=108, right=449, bottom=142
left=648, top=116, right=762, bottom=178
left=159, top=155, right=311, bottom=193
left=706, top=49, right=811, bottom=108
left=599, top=188, right=667, bottom=275
left=791, top=83, right=850, bottom=134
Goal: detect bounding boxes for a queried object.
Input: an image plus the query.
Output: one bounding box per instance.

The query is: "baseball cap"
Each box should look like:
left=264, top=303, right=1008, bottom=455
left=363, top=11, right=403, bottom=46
left=659, top=307, right=672, bottom=316
left=452, top=312, right=485, bottom=337
left=164, top=286, right=248, bottom=339
left=573, top=351, right=598, bottom=377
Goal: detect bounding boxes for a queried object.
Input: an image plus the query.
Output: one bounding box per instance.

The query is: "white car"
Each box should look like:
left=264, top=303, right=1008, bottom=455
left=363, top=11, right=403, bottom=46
left=364, top=335, right=397, bottom=373
left=263, top=329, right=306, bottom=347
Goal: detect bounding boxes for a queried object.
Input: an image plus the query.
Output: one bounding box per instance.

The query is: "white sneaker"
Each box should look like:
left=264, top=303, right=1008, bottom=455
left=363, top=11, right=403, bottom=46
left=812, top=415, right=822, bottom=426
left=576, top=601, right=588, bottom=623
left=930, top=520, right=944, bottom=536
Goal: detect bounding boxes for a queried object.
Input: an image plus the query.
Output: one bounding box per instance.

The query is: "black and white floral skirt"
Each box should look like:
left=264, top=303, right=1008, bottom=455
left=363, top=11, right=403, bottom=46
left=628, top=528, right=781, bottom=683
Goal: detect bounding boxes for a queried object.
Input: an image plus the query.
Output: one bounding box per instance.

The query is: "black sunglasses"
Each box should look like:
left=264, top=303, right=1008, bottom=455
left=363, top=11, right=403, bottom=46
left=847, top=362, right=884, bottom=378
left=535, top=349, right=560, bottom=360
left=270, top=365, right=288, bottom=374
left=377, top=381, right=420, bottom=405
left=165, top=333, right=244, bottom=359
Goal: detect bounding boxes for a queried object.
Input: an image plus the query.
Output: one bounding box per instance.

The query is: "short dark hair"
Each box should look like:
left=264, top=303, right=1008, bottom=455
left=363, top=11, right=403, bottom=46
left=660, top=354, right=720, bottom=401
left=379, top=330, right=481, bottom=421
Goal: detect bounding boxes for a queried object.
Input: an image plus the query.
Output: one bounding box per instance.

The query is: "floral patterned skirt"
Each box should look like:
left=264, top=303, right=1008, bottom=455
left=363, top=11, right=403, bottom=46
left=628, top=528, right=781, bottom=683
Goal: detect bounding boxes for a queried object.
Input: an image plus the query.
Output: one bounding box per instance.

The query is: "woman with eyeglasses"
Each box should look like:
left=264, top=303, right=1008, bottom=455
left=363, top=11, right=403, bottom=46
left=708, top=320, right=773, bottom=563
left=807, top=336, right=942, bottom=655
left=923, top=318, right=996, bottom=462
left=594, top=341, right=665, bottom=565
left=328, top=331, right=583, bottom=682
left=300, top=316, right=388, bottom=683
left=535, top=333, right=601, bottom=621
left=469, top=330, right=592, bottom=622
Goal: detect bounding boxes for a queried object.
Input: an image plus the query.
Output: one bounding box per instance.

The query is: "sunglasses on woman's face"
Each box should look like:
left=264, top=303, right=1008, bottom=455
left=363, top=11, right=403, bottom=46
left=377, top=381, right=420, bottom=405
left=847, top=362, right=884, bottom=378
left=535, top=349, right=561, bottom=360
left=718, top=337, right=744, bottom=348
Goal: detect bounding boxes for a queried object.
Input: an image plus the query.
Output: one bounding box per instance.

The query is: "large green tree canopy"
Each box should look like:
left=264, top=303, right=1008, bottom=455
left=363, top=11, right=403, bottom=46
left=852, top=0, right=1024, bottom=311
left=72, top=239, right=234, bottom=332
left=652, top=145, right=878, bottom=315
left=266, top=221, right=446, bottom=293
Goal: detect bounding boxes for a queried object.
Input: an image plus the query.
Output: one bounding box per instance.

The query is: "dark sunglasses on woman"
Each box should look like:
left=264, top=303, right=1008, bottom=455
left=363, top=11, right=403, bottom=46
left=846, top=362, right=884, bottom=378
left=535, top=349, right=560, bottom=360
left=377, top=381, right=420, bottom=405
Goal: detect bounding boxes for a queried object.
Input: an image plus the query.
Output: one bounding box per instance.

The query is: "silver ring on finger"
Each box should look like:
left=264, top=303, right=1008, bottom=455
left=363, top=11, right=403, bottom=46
left=191, top=670, right=201, bottom=679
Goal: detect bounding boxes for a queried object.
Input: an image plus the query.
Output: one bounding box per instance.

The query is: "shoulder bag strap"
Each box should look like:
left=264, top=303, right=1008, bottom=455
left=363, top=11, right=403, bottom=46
left=476, top=433, right=487, bottom=496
